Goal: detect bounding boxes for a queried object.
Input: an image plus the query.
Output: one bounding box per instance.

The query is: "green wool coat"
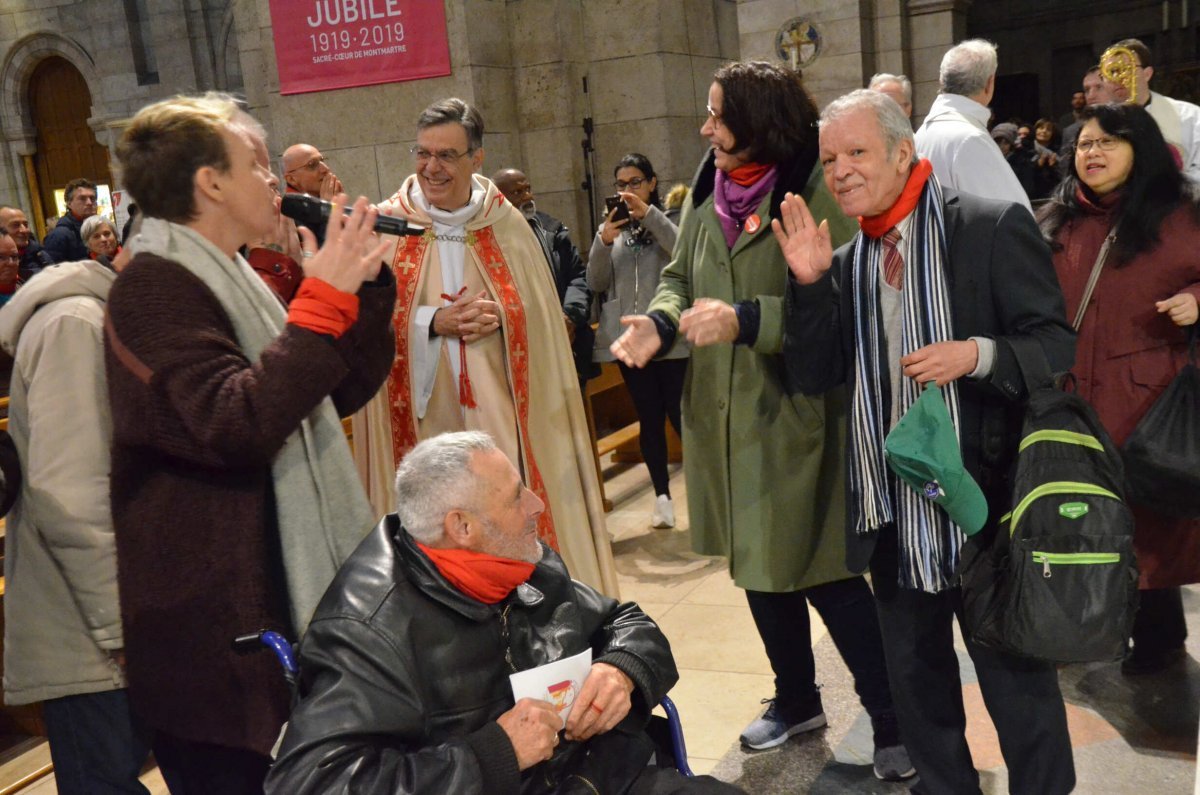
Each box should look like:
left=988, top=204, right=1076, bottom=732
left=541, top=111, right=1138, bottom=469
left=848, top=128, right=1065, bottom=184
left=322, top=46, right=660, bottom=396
left=648, top=153, right=860, bottom=592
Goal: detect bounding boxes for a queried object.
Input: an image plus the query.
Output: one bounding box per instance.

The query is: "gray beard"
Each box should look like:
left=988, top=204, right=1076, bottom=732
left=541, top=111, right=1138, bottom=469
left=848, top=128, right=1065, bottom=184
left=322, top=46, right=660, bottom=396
left=520, top=200, right=537, bottom=220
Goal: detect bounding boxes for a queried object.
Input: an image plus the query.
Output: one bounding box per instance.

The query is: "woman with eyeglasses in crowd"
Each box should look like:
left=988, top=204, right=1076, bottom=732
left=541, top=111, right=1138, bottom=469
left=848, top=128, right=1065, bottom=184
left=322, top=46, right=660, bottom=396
left=1038, top=102, right=1200, bottom=675
left=588, top=153, right=688, bottom=529
left=609, top=61, right=913, bottom=782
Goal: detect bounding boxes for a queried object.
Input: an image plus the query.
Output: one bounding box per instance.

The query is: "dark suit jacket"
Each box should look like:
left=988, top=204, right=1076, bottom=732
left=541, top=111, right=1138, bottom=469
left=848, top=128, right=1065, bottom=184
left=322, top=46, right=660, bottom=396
left=782, top=188, right=1075, bottom=573
left=529, top=211, right=596, bottom=380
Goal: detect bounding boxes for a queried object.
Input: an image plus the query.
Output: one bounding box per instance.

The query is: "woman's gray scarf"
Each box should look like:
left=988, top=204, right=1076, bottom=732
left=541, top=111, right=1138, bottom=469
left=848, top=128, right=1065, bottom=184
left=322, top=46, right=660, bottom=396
left=129, top=218, right=375, bottom=633
left=846, top=175, right=965, bottom=593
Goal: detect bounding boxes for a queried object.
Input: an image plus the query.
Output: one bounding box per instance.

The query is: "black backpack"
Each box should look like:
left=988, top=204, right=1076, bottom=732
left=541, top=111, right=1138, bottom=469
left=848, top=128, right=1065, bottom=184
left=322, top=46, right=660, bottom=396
left=960, top=338, right=1139, bottom=663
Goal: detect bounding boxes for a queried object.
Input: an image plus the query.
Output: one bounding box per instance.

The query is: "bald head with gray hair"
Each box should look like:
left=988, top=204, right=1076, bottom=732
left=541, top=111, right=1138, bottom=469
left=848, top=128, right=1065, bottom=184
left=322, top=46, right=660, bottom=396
left=394, top=431, right=498, bottom=544
left=821, top=89, right=915, bottom=158
left=939, top=39, right=998, bottom=99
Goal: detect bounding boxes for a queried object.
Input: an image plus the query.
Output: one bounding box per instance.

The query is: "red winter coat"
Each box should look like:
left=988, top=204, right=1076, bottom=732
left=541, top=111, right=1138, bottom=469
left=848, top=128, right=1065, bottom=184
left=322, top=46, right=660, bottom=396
left=1052, top=197, right=1200, bottom=589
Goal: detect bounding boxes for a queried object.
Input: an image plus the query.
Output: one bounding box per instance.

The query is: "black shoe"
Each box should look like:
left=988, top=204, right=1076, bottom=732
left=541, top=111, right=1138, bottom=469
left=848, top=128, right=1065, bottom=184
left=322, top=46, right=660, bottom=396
left=1121, top=645, right=1186, bottom=675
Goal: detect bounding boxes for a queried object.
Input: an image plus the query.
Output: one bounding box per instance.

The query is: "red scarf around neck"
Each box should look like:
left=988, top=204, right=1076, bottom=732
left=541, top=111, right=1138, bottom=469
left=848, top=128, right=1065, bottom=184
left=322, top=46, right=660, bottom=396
left=727, top=161, right=773, bottom=187
left=858, top=159, right=934, bottom=239
left=418, top=542, right=536, bottom=604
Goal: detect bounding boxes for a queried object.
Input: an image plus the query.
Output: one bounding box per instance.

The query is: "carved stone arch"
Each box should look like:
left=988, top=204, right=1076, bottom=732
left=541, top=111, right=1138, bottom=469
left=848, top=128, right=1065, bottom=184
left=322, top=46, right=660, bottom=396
left=0, top=33, right=102, bottom=151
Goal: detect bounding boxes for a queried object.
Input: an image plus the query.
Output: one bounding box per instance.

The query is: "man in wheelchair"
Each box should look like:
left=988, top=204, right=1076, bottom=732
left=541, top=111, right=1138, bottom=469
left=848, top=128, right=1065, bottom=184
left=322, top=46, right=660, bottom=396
left=266, top=431, right=740, bottom=794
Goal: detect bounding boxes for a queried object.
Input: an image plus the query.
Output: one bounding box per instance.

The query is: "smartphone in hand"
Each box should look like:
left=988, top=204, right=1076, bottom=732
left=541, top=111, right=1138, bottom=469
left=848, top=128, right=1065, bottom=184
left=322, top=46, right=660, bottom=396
left=604, top=195, right=631, bottom=223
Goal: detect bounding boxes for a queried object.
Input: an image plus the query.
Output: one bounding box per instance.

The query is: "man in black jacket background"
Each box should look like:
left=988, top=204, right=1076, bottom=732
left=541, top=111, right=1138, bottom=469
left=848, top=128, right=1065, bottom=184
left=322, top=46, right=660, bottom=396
left=266, top=431, right=739, bottom=795
left=493, top=168, right=597, bottom=386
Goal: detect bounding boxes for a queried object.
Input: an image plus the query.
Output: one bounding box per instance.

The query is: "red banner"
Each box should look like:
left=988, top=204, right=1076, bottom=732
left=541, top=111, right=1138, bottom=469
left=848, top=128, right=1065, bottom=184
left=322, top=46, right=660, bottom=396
left=269, top=0, right=451, bottom=96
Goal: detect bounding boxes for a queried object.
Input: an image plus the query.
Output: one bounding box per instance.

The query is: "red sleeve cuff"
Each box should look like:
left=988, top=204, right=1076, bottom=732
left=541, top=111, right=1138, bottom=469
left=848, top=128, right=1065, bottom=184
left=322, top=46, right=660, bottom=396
left=286, top=277, right=360, bottom=339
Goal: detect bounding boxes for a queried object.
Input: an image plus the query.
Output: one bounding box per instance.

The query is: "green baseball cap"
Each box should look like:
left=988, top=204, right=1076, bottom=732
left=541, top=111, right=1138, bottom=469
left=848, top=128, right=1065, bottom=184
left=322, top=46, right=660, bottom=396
left=884, top=383, right=988, bottom=535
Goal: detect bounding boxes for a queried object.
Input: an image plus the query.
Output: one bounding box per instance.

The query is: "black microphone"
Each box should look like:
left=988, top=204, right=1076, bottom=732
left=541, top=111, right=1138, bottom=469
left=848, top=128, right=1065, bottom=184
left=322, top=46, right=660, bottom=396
left=281, top=194, right=423, bottom=237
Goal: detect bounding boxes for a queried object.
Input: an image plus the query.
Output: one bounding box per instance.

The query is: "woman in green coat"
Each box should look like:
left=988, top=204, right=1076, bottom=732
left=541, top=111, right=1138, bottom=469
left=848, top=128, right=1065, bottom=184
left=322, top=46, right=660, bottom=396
left=611, top=61, right=912, bottom=781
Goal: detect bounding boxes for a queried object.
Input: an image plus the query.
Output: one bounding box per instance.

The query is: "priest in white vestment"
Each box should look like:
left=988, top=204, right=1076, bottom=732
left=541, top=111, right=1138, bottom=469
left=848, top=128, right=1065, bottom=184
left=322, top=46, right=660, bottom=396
left=353, top=98, right=618, bottom=595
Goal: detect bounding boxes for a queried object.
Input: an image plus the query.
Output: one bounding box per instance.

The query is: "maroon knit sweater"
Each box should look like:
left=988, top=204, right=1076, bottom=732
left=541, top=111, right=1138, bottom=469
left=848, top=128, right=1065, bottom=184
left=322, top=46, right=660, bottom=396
left=104, top=253, right=395, bottom=754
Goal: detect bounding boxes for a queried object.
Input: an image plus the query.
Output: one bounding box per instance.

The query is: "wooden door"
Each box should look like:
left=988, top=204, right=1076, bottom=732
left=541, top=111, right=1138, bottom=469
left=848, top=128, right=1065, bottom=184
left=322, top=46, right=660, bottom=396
left=27, top=57, right=112, bottom=226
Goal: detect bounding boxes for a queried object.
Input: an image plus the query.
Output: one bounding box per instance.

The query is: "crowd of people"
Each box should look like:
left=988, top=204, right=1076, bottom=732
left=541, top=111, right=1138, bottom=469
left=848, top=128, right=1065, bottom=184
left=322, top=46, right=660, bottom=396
left=0, top=29, right=1194, bottom=795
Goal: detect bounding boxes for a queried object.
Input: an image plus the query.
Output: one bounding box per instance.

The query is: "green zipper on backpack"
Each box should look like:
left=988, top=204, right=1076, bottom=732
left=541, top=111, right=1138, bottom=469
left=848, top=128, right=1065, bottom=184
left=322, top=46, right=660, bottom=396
left=1018, top=429, right=1105, bottom=453
left=1031, top=551, right=1121, bottom=578
left=1009, top=481, right=1122, bottom=536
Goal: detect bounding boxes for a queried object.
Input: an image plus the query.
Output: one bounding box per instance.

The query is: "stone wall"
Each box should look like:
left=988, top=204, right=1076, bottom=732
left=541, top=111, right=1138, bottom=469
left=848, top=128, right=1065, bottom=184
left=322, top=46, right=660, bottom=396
left=239, top=0, right=738, bottom=252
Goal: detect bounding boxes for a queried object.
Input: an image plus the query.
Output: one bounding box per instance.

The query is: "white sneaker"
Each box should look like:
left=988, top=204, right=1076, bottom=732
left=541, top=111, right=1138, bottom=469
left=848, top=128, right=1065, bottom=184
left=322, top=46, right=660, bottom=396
left=651, top=495, right=675, bottom=528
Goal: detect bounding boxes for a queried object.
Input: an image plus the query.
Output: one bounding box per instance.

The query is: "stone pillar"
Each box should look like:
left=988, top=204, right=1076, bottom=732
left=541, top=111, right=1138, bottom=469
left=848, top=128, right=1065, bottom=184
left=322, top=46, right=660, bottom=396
left=906, top=0, right=972, bottom=122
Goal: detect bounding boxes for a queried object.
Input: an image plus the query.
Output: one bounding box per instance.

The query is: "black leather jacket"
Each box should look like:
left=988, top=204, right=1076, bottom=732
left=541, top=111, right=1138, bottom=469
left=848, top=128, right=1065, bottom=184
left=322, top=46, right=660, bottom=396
left=265, top=516, right=679, bottom=794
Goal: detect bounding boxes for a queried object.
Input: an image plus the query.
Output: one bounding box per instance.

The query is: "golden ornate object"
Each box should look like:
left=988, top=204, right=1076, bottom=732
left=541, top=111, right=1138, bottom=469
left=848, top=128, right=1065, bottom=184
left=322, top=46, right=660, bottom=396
left=1100, top=45, right=1140, bottom=104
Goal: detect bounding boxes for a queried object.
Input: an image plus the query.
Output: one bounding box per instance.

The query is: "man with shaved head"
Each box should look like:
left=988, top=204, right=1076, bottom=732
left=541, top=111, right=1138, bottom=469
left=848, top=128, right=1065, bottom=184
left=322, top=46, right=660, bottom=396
left=492, top=167, right=594, bottom=386
left=282, top=143, right=343, bottom=200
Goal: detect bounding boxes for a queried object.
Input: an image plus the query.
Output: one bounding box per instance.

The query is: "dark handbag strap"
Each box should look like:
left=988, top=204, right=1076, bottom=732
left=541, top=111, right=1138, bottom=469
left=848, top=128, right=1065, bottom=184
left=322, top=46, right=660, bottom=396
left=1073, top=229, right=1116, bottom=331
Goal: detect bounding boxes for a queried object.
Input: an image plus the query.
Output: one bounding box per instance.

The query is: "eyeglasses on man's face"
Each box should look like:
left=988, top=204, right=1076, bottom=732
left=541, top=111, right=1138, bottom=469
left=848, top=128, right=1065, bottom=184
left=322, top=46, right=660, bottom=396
left=1075, top=136, right=1123, bottom=153
left=0, top=254, right=20, bottom=263
left=288, top=157, right=327, bottom=174
left=614, top=177, right=646, bottom=191
left=410, top=146, right=474, bottom=166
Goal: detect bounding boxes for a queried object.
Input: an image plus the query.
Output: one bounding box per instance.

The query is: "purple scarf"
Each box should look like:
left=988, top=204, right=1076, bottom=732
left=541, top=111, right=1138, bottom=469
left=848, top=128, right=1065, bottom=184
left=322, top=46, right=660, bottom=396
left=713, top=165, right=778, bottom=249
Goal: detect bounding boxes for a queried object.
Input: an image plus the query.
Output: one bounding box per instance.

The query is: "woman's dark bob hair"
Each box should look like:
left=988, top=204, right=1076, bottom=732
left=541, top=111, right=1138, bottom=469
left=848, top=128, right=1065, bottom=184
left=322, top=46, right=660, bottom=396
left=1038, top=102, right=1198, bottom=264
left=712, top=61, right=819, bottom=165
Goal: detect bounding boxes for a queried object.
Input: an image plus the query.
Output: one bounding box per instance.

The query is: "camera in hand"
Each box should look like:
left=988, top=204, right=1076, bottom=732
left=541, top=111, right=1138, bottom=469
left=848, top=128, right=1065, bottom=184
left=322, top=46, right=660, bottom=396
left=281, top=194, right=423, bottom=237
left=604, top=195, right=631, bottom=223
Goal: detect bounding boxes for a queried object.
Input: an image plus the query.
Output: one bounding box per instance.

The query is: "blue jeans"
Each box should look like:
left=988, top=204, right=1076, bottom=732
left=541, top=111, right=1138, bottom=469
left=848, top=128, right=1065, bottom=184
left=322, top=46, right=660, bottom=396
left=42, top=689, right=152, bottom=795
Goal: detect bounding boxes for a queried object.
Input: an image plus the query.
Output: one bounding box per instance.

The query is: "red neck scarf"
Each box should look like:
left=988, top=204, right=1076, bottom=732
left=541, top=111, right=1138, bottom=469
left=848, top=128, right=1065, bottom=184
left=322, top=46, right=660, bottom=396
left=858, top=159, right=934, bottom=239
left=417, top=543, right=536, bottom=604
left=726, top=161, right=773, bottom=187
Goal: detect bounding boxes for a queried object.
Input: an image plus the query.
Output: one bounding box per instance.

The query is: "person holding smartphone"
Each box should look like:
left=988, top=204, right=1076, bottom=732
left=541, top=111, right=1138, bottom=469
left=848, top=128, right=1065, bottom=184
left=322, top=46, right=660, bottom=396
left=588, top=153, right=688, bottom=529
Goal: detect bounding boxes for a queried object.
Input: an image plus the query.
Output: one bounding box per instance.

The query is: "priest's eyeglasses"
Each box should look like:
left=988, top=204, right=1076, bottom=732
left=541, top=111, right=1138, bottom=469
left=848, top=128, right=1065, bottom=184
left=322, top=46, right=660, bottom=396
left=411, top=147, right=475, bottom=165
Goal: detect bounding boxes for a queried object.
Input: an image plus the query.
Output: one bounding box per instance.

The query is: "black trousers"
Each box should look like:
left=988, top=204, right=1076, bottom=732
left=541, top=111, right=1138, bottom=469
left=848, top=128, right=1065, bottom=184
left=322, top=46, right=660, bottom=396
left=1131, top=586, right=1188, bottom=655
left=618, top=359, right=686, bottom=497
left=870, top=527, right=1075, bottom=795
left=745, top=576, right=900, bottom=747
left=43, top=689, right=152, bottom=795
left=151, top=731, right=272, bottom=795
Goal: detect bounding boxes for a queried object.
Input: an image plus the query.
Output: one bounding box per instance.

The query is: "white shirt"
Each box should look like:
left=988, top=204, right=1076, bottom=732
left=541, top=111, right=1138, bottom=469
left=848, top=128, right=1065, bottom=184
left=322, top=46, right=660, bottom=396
left=915, top=93, right=1033, bottom=214
left=1145, top=91, right=1200, bottom=182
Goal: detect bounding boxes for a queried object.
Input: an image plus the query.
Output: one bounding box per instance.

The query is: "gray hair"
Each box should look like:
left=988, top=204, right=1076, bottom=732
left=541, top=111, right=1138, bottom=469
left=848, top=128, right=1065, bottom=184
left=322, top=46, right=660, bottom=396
left=820, top=89, right=915, bottom=157
left=417, top=98, right=485, bottom=151
left=939, top=39, right=998, bottom=97
left=868, top=73, right=912, bottom=104
left=394, top=431, right=497, bottom=544
left=80, top=214, right=116, bottom=243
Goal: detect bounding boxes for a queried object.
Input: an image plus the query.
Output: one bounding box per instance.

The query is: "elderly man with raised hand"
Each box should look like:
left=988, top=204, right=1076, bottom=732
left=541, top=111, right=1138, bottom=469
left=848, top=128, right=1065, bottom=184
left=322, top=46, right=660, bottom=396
left=776, top=89, right=1076, bottom=794
left=355, top=97, right=615, bottom=597
left=266, top=431, right=742, bottom=795
left=105, top=92, right=395, bottom=793
left=915, top=40, right=1032, bottom=212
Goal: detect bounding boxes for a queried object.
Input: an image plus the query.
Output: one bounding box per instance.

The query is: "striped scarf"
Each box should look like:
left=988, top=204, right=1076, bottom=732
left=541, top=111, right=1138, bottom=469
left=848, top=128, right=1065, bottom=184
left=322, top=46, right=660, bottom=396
left=847, top=174, right=965, bottom=592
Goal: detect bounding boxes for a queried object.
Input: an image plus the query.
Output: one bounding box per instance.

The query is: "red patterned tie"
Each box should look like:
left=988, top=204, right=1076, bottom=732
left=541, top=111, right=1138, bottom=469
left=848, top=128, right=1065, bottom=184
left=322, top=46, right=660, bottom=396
left=882, top=227, right=903, bottom=290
